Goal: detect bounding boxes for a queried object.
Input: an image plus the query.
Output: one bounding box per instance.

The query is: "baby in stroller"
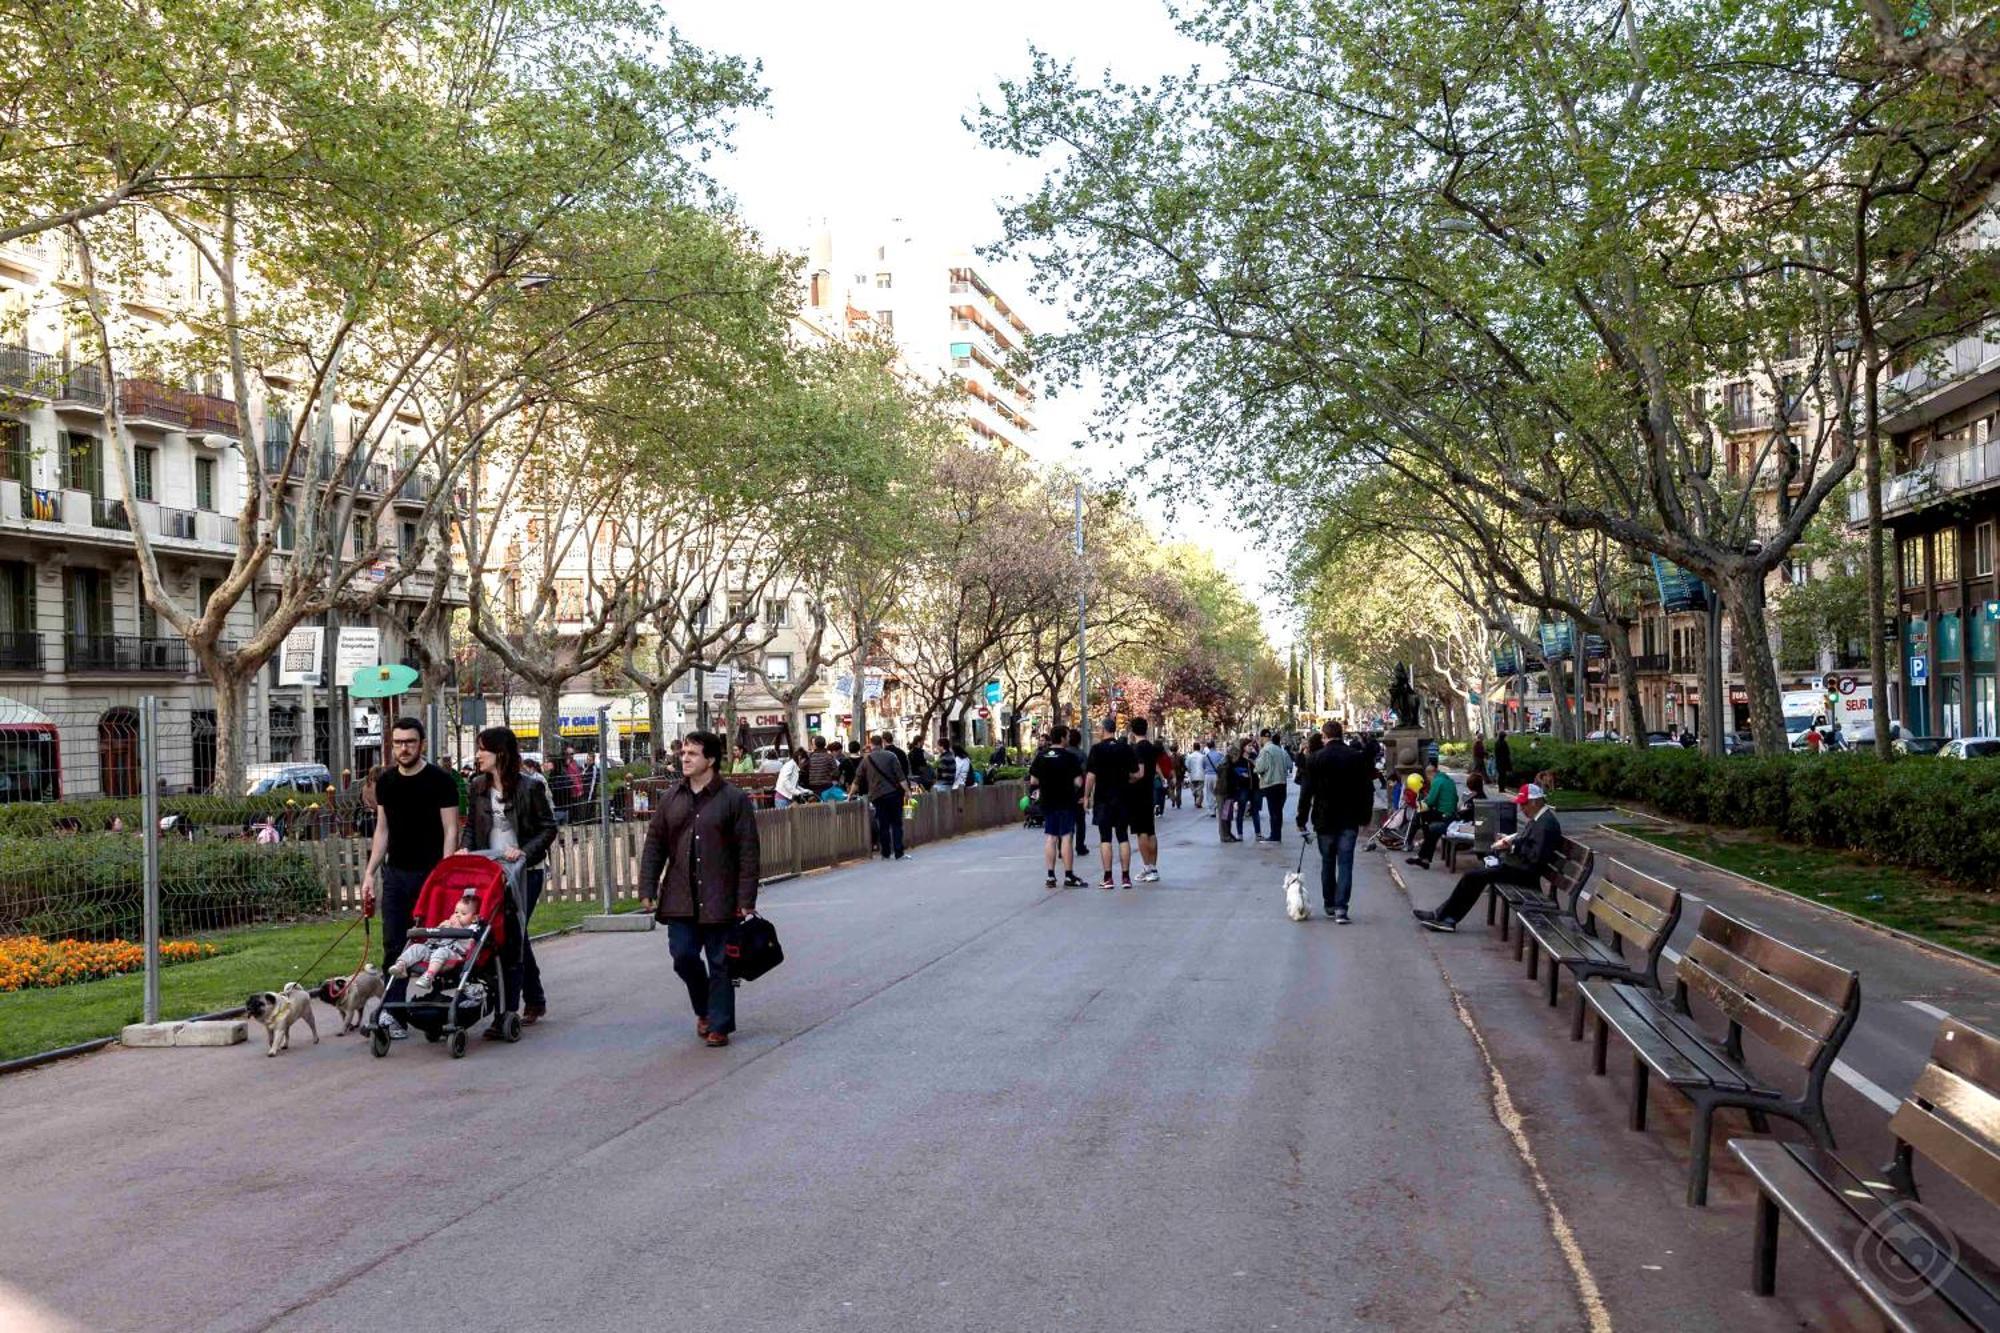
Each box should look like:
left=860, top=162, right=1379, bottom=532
left=389, top=889, right=479, bottom=998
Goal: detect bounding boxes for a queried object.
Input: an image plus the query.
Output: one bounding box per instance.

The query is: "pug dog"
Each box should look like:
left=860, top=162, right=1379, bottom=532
left=334, top=964, right=384, bottom=1034
left=245, top=982, right=319, bottom=1056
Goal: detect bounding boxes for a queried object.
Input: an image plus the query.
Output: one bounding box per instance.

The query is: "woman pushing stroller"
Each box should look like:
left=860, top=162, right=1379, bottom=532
left=466, top=727, right=558, bottom=1032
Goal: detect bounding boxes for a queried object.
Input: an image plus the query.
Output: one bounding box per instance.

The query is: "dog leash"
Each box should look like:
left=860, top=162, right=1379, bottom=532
left=1295, top=838, right=1310, bottom=876
left=291, top=913, right=365, bottom=987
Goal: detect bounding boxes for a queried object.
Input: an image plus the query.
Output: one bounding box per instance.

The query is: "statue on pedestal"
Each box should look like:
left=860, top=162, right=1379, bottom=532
left=1389, top=662, right=1423, bottom=731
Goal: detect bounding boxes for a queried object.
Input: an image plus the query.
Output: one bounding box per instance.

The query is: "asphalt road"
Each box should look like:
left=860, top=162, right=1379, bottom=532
left=0, top=801, right=1590, bottom=1333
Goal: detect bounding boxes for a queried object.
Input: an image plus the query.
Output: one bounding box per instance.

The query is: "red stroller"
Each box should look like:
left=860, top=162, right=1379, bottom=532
left=369, top=854, right=516, bottom=1059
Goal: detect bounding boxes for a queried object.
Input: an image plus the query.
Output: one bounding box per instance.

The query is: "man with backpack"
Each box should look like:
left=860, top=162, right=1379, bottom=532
left=859, top=733, right=910, bottom=861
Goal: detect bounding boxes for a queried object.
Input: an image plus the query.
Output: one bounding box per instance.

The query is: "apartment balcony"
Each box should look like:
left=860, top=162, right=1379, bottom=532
left=1725, top=399, right=1805, bottom=433
left=0, top=232, right=57, bottom=276
left=392, top=468, right=440, bottom=507
left=1632, top=653, right=1670, bottom=672
left=0, top=343, right=60, bottom=400
left=65, top=634, right=190, bottom=674
left=91, top=496, right=131, bottom=531
left=343, top=458, right=389, bottom=493
left=0, top=631, right=44, bottom=671
left=186, top=393, right=239, bottom=439
left=262, top=437, right=307, bottom=480
left=51, top=363, right=107, bottom=412
left=1883, top=331, right=2000, bottom=431
left=1848, top=437, right=2000, bottom=524
left=117, top=377, right=190, bottom=430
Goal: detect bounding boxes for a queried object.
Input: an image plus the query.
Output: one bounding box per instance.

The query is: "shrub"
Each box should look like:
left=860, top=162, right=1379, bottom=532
left=1512, top=738, right=2000, bottom=888
left=0, top=792, right=301, bottom=838
left=0, top=834, right=326, bottom=940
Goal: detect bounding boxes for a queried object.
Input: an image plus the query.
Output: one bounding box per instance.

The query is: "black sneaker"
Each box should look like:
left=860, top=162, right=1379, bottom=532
left=1334, top=912, right=1352, bottom=925
left=1046, top=872, right=1058, bottom=889
left=1064, top=873, right=1087, bottom=888
left=1413, top=909, right=1457, bottom=933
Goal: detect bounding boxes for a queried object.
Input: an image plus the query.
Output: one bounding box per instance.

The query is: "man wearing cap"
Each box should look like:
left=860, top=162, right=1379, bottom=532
left=1412, top=783, right=1561, bottom=932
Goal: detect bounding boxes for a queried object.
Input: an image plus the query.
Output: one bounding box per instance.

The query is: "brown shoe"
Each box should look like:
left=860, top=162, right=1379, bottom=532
left=521, top=1007, right=545, bottom=1026
left=696, top=1018, right=711, bottom=1038
left=704, top=1030, right=730, bottom=1048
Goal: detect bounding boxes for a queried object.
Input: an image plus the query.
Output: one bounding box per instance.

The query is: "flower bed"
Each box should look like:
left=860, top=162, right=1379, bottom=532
left=0, top=934, right=219, bottom=992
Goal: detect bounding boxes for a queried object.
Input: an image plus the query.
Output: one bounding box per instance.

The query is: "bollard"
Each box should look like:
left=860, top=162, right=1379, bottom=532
left=140, top=695, right=161, bottom=1026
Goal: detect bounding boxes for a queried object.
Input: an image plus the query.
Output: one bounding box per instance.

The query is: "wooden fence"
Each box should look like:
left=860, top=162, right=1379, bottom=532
left=319, top=780, right=1027, bottom=910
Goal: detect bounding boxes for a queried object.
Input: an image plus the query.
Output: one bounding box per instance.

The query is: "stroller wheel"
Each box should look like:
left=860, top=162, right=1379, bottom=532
left=448, top=1030, right=468, bottom=1059
left=370, top=1027, right=390, bottom=1058
left=424, top=1028, right=443, bottom=1043
left=499, top=1012, right=522, bottom=1043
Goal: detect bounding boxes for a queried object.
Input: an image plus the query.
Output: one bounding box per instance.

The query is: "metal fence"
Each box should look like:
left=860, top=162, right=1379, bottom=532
left=0, top=690, right=1028, bottom=1024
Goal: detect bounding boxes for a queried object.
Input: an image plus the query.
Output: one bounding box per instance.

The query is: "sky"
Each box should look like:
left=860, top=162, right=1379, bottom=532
left=666, top=1, right=1293, bottom=641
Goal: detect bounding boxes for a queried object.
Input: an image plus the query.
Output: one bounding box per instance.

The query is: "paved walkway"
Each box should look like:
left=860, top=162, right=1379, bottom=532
left=1, top=802, right=1588, bottom=1332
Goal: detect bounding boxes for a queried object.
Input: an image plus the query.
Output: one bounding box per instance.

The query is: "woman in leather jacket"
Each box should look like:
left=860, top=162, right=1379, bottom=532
left=469, top=726, right=559, bottom=1030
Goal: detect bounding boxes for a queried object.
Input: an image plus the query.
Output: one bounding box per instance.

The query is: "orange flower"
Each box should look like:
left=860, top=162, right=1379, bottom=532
left=0, top=935, right=219, bottom=992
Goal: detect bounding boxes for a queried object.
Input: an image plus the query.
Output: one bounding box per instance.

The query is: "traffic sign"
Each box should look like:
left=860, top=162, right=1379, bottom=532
left=983, top=681, right=1003, bottom=706
left=1910, top=655, right=1929, bottom=686
left=977, top=706, right=991, bottom=719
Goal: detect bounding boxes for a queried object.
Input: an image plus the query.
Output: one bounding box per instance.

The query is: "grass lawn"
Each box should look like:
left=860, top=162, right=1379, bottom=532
left=0, top=896, right=643, bottom=1064
left=1542, top=788, right=1610, bottom=811
left=1614, top=825, right=2000, bottom=964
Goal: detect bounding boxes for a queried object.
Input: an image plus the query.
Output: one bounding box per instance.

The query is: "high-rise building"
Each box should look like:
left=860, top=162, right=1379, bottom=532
left=801, top=224, right=1038, bottom=456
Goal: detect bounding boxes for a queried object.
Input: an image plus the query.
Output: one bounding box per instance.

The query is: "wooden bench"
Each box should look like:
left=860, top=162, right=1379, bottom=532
left=1519, top=859, right=1682, bottom=1039
left=1732, top=1016, right=2000, bottom=1330
left=1582, top=906, right=1860, bottom=1206
left=1485, top=836, right=1594, bottom=959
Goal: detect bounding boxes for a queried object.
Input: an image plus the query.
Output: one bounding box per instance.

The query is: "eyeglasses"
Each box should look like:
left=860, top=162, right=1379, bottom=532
left=392, top=738, right=422, bottom=748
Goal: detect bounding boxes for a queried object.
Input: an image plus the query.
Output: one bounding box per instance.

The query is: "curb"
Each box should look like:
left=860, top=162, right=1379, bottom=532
left=1592, top=822, right=2000, bottom=980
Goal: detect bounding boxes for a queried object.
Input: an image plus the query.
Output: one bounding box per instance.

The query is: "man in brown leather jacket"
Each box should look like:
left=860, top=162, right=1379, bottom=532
left=637, top=730, right=762, bottom=1047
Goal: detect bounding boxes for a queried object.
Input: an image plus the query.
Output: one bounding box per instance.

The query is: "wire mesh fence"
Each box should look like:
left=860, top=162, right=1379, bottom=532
left=0, top=688, right=1029, bottom=1052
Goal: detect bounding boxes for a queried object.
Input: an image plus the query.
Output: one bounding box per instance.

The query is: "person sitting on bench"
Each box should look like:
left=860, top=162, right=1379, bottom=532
left=1413, top=783, right=1561, bottom=933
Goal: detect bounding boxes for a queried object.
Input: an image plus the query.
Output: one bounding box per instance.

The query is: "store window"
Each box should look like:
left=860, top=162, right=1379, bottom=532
left=1901, top=537, right=1923, bottom=589
left=1977, top=521, right=1997, bottom=578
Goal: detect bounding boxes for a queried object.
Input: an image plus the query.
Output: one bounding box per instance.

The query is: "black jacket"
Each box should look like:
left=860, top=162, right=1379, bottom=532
left=636, top=776, right=761, bottom=924
left=1295, top=743, right=1376, bottom=833
left=465, top=771, right=558, bottom=868
left=1504, top=807, right=1563, bottom=875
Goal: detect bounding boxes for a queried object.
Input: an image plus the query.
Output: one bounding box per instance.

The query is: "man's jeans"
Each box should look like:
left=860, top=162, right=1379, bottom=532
left=379, top=864, right=430, bottom=971
left=501, top=867, right=546, bottom=1013
left=1316, top=828, right=1358, bottom=915
left=1233, top=794, right=1262, bottom=839
left=1262, top=785, right=1286, bottom=841
left=872, top=793, right=905, bottom=858
left=666, top=919, right=734, bottom=1035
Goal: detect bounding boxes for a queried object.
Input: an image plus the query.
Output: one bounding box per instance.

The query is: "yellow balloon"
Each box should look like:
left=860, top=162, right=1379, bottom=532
left=1405, top=774, right=1423, bottom=791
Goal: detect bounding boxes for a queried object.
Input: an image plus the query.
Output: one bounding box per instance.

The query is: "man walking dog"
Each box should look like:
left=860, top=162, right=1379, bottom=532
left=638, top=731, right=762, bottom=1047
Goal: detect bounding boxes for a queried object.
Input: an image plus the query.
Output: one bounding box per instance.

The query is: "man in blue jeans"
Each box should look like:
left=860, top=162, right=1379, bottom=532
left=858, top=733, right=909, bottom=860
left=1295, top=721, right=1375, bottom=923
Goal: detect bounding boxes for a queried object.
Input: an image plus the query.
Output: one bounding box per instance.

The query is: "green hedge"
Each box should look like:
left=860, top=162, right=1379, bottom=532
left=0, top=832, right=325, bottom=940
left=0, top=793, right=310, bottom=837
left=1513, top=739, right=2000, bottom=888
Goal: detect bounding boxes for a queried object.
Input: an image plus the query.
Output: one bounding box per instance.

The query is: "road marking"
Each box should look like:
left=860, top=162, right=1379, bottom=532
left=1833, top=1060, right=1901, bottom=1113
left=1906, top=999, right=1951, bottom=1021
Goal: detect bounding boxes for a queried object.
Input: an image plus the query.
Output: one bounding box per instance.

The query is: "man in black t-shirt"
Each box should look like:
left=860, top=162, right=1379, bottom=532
left=364, top=717, right=462, bottom=1013
left=1084, top=718, right=1140, bottom=889
left=1128, top=717, right=1161, bottom=883
left=1028, top=728, right=1086, bottom=889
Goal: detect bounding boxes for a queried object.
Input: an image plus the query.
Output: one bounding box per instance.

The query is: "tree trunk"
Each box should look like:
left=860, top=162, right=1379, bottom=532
left=850, top=615, right=869, bottom=743
left=210, top=665, right=249, bottom=795
left=1864, top=360, right=1893, bottom=757
left=1725, top=571, right=1788, bottom=755
left=1546, top=669, right=1575, bottom=741
left=646, top=686, right=668, bottom=767
left=1607, top=631, right=1648, bottom=748
left=537, top=681, right=562, bottom=760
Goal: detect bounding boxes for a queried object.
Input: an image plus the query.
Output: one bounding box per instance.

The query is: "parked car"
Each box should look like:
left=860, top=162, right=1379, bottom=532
left=1895, top=735, right=1947, bottom=756
left=1584, top=730, right=1621, bottom=743
left=750, top=744, right=787, bottom=774
left=244, top=763, right=335, bottom=796
left=1723, top=730, right=1757, bottom=755
left=1645, top=731, right=1680, bottom=748
left=1940, top=737, right=2000, bottom=760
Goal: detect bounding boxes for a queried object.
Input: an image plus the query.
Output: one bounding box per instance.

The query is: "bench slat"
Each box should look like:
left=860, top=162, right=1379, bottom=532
left=1732, top=1138, right=2000, bottom=1332
left=1591, top=887, right=1666, bottom=940
left=1524, top=914, right=1622, bottom=967
left=1584, top=978, right=1755, bottom=1091
left=1678, top=951, right=1831, bottom=1068
left=1697, top=910, right=1858, bottom=1007
left=1893, top=1078, right=2000, bottom=1215
left=1933, top=1018, right=2000, bottom=1103
left=1593, top=871, right=1674, bottom=935
left=1683, top=933, right=1848, bottom=1043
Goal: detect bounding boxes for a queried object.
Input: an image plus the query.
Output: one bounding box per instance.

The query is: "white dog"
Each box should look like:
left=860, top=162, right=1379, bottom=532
left=245, top=983, right=320, bottom=1056
left=1284, top=872, right=1311, bottom=922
